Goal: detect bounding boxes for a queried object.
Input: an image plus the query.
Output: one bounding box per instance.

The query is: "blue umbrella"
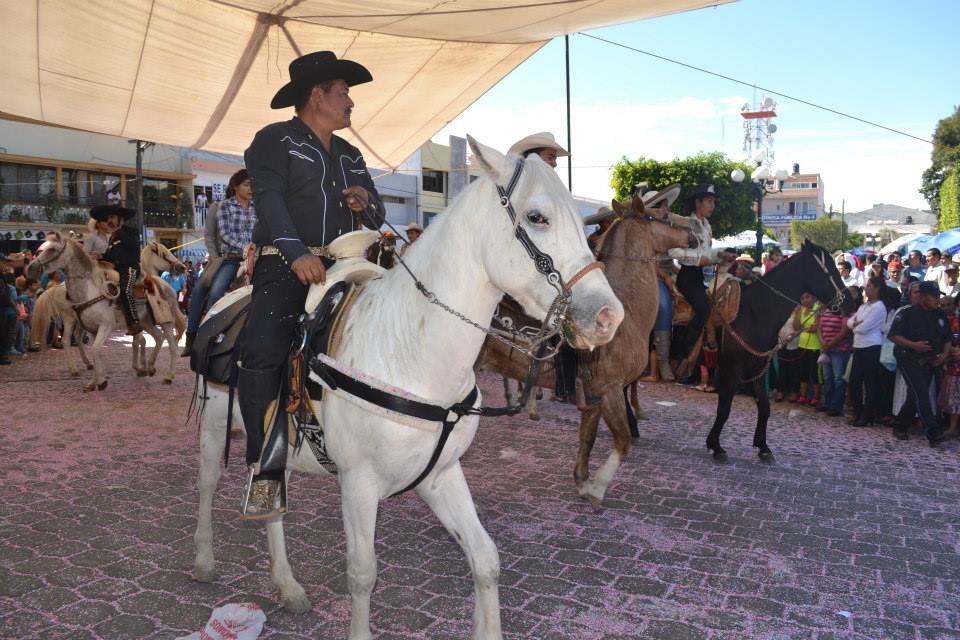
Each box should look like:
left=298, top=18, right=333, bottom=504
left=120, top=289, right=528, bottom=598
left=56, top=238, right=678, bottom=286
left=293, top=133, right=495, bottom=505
left=926, top=228, right=960, bottom=255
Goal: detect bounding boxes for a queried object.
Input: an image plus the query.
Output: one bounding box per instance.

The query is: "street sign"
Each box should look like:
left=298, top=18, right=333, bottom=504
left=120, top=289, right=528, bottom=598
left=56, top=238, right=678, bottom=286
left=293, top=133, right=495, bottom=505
left=761, top=213, right=817, bottom=225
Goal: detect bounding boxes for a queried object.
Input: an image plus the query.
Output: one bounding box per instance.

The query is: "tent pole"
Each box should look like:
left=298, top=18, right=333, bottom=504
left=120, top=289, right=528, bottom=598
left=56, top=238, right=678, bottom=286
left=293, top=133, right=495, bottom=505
left=565, top=34, right=572, bottom=192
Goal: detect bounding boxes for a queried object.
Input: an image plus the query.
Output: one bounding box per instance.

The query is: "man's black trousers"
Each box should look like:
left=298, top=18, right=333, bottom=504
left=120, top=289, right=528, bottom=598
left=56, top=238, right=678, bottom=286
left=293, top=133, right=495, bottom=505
left=675, top=265, right=709, bottom=357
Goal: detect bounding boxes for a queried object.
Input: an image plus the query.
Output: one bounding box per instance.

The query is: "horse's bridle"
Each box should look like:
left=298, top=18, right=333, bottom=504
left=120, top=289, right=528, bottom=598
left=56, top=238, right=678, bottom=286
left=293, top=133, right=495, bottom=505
left=33, top=239, right=68, bottom=272
left=495, top=159, right=604, bottom=302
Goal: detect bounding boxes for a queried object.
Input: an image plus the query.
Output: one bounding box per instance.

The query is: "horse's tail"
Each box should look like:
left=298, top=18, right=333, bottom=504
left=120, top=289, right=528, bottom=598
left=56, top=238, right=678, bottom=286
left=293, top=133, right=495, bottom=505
left=31, top=288, right=56, bottom=352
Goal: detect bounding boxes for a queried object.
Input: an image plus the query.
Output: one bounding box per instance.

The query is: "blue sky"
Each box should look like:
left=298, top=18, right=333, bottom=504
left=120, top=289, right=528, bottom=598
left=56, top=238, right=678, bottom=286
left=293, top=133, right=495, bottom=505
left=435, top=0, right=957, bottom=213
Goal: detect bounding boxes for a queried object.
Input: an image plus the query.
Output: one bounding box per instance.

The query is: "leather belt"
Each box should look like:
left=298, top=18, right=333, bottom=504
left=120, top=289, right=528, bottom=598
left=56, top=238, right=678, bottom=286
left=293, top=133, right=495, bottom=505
left=258, top=245, right=333, bottom=259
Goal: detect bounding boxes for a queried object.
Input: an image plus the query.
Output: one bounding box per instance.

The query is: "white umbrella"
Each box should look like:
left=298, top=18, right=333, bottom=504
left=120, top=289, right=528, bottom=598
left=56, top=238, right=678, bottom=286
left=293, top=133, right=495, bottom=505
left=877, top=232, right=929, bottom=256
left=713, top=230, right=779, bottom=250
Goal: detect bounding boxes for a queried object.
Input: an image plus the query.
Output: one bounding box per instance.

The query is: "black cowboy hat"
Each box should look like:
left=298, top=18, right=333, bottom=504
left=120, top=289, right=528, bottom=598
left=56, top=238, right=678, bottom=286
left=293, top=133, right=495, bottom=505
left=270, top=51, right=373, bottom=109
left=90, top=204, right=136, bottom=222
left=689, top=183, right=718, bottom=201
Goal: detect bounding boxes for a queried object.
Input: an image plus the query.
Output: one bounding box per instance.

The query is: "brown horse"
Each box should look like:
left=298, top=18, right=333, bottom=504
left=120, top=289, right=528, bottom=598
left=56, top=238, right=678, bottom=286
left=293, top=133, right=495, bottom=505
left=476, top=195, right=697, bottom=508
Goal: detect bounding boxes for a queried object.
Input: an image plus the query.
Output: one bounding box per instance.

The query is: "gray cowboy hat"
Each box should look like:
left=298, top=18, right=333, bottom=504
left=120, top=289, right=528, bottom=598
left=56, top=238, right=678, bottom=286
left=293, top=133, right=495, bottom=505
left=90, top=204, right=135, bottom=222
left=270, top=51, right=373, bottom=109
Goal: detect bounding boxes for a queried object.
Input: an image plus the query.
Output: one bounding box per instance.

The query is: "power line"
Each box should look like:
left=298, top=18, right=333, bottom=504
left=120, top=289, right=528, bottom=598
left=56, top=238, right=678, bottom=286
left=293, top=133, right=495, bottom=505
left=578, top=32, right=935, bottom=147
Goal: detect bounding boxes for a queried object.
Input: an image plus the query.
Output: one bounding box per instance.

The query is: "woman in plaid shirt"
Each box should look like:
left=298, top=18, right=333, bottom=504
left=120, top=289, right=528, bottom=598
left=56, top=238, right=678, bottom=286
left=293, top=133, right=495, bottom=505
left=183, top=169, right=256, bottom=351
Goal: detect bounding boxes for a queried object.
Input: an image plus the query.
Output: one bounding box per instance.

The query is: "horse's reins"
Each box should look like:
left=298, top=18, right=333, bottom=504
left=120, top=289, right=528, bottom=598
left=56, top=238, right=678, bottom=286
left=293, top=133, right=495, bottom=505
left=719, top=249, right=848, bottom=382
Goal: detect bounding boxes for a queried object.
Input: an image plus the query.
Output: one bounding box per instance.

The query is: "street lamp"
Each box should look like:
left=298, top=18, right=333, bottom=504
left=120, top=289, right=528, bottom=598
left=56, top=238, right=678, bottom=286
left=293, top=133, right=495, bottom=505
left=731, top=164, right=789, bottom=258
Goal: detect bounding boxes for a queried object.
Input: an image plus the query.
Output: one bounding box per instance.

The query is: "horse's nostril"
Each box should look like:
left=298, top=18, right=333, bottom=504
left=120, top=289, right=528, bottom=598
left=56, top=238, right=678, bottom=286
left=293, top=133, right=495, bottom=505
left=595, top=305, right=621, bottom=334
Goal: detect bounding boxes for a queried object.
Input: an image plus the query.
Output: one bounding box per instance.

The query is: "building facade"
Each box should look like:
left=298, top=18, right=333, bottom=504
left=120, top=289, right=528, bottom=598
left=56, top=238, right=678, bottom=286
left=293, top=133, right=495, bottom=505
left=759, top=168, right=825, bottom=244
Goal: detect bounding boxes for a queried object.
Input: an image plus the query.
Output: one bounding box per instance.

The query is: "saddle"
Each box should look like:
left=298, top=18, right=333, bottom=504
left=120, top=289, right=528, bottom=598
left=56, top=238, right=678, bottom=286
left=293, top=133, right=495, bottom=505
left=707, top=275, right=742, bottom=328
left=94, top=260, right=170, bottom=322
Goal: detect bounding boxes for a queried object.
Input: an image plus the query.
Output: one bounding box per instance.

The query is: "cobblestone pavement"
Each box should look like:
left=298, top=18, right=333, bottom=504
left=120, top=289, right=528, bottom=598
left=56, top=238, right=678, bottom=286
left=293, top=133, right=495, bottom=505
left=1, top=335, right=958, bottom=639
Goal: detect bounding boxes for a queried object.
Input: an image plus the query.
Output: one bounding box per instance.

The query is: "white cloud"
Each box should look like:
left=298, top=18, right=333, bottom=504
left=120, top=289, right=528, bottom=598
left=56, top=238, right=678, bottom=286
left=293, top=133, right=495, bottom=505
left=434, top=96, right=933, bottom=214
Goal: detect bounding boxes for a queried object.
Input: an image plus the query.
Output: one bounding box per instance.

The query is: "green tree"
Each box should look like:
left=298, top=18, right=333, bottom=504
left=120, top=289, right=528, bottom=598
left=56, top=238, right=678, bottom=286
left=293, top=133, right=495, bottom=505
left=610, top=152, right=755, bottom=238
left=920, top=105, right=960, bottom=214
left=938, top=166, right=960, bottom=232
left=789, top=218, right=862, bottom=252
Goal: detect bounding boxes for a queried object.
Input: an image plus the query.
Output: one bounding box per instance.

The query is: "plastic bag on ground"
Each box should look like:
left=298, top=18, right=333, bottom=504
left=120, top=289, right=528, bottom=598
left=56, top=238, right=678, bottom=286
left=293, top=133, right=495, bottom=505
left=175, top=603, right=266, bottom=640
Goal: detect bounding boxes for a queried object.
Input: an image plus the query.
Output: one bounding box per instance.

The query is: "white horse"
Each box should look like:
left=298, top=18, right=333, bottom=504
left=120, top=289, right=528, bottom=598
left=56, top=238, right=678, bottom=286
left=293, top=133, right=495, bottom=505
left=26, top=235, right=186, bottom=390
left=193, top=138, right=624, bottom=639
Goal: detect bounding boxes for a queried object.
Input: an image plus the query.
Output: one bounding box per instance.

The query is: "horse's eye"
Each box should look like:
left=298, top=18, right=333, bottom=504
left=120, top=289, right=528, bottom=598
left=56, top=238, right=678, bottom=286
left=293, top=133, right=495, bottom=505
left=526, top=211, right=548, bottom=226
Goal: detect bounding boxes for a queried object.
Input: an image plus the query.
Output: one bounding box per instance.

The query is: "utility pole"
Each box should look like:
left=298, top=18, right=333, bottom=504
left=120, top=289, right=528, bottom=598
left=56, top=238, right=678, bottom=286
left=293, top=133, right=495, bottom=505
left=565, top=34, right=572, bottom=192
left=840, top=199, right=846, bottom=249
left=129, top=139, right=153, bottom=245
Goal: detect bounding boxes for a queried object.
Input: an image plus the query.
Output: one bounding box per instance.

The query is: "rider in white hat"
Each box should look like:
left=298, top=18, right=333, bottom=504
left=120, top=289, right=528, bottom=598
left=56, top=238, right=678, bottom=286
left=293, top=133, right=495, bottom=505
left=507, top=132, right=569, bottom=168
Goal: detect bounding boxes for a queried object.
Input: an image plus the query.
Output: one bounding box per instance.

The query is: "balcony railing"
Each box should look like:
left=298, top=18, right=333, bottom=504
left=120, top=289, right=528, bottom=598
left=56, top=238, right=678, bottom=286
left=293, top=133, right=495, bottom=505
left=1, top=201, right=184, bottom=228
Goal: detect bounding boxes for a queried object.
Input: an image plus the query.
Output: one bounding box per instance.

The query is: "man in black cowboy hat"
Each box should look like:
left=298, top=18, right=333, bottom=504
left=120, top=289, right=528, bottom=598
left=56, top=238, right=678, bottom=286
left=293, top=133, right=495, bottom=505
left=668, top=184, right=736, bottom=374
left=237, top=50, right=384, bottom=518
left=93, top=204, right=143, bottom=335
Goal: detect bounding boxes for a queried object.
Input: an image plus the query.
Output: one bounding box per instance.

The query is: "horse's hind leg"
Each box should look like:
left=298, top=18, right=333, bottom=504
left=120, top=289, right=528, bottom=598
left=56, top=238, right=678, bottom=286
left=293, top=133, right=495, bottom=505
left=161, top=323, right=177, bottom=384
left=194, top=383, right=228, bottom=582
left=752, top=376, right=774, bottom=462
left=85, top=327, right=110, bottom=392
left=417, top=462, right=501, bottom=640
left=527, top=388, right=539, bottom=421
left=341, top=470, right=380, bottom=640
left=579, top=389, right=631, bottom=510
left=501, top=376, right=514, bottom=405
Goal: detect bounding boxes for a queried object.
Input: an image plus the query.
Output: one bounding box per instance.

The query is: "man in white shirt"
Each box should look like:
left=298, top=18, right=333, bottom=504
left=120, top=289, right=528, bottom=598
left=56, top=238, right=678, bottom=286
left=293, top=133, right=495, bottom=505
left=944, top=264, right=960, bottom=298
left=923, top=247, right=949, bottom=294
left=837, top=260, right=863, bottom=288
left=667, top=183, right=736, bottom=367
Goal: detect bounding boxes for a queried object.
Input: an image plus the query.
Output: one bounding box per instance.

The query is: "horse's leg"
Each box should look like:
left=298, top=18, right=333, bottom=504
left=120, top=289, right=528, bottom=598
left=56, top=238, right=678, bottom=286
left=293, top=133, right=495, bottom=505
left=86, top=326, right=110, bottom=392
left=574, top=402, right=602, bottom=497
left=77, top=325, right=93, bottom=370
left=144, top=325, right=163, bottom=377
left=266, top=495, right=310, bottom=612
left=62, top=315, right=79, bottom=377
left=161, top=323, right=177, bottom=384
left=527, top=389, right=539, bottom=421
left=133, top=330, right=147, bottom=376
left=501, top=376, right=514, bottom=405
left=194, top=384, right=228, bottom=582
left=417, top=462, right=501, bottom=640
left=341, top=470, right=380, bottom=640
left=706, top=356, right=740, bottom=461
left=578, top=390, right=631, bottom=510
left=752, top=376, right=774, bottom=462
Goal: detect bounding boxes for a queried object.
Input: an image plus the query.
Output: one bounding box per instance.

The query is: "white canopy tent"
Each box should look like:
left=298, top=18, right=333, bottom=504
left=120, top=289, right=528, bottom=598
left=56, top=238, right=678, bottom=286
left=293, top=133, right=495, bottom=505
left=1, top=0, right=729, bottom=168
left=713, top=230, right=779, bottom=250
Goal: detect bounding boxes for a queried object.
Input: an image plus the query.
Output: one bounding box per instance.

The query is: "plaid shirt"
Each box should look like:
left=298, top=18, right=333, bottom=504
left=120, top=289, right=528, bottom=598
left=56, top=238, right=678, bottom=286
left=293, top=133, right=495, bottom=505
left=217, top=197, right=257, bottom=255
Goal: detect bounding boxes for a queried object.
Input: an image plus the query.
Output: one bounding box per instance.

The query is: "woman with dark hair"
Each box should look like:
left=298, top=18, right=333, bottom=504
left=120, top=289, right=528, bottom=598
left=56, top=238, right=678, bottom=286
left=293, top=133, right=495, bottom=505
left=846, top=276, right=887, bottom=426
left=183, top=169, right=256, bottom=354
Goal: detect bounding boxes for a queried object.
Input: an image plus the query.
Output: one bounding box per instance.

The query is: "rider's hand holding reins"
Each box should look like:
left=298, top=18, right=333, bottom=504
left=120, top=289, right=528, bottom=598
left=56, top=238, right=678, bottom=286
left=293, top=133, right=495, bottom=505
left=291, top=254, right=326, bottom=285
left=342, top=185, right=370, bottom=212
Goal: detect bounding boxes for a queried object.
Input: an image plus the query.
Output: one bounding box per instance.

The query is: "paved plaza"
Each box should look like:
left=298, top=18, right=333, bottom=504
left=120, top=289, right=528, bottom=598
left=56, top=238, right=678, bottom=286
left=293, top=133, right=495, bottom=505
left=1, top=336, right=958, bottom=639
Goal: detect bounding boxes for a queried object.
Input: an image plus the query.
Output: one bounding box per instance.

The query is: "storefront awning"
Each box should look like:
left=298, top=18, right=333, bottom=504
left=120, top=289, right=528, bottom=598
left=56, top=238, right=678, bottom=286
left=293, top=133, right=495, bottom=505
left=0, top=1, right=730, bottom=169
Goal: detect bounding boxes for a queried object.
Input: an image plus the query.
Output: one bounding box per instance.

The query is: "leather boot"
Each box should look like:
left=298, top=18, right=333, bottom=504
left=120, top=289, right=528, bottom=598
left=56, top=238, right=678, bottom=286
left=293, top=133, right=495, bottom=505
left=180, top=332, right=195, bottom=357
left=654, top=331, right=675, bottom=382
left=237, top=364, right=288, bottom=520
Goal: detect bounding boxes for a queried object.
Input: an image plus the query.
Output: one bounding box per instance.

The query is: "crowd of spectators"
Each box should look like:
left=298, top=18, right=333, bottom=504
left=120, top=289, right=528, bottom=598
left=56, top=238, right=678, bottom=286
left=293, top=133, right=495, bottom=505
left=767, top=246, right=958, bottom=447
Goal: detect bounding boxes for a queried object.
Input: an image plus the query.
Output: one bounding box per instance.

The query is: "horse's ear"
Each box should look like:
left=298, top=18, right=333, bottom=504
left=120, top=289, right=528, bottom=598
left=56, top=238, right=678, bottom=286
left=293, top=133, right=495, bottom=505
left=467, top=135, right=509, bottom=183
left=611, top=199, right=628, bottom=218
left=631, top=194, right=646, bottom=217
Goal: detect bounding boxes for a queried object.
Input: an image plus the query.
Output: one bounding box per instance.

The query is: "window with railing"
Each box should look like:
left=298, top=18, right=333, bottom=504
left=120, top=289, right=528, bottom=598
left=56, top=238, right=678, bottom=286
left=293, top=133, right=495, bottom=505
left=0, top=162, right=57, bottom=203
left=63, top=169, right=122, bottom=205
left=422, top=170, right=446, bottom=193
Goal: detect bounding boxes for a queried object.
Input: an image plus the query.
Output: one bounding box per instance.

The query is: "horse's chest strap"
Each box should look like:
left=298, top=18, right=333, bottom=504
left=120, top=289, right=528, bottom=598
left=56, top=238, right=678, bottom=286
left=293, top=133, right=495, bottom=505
left=309, top=358, right=479, bottom=497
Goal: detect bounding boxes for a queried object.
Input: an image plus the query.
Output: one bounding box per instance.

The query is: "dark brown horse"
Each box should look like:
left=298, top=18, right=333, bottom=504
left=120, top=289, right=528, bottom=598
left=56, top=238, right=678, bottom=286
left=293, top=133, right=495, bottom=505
left=477, top=195, right=697, bottom=508
left=705, top=240, right=853, bottom=461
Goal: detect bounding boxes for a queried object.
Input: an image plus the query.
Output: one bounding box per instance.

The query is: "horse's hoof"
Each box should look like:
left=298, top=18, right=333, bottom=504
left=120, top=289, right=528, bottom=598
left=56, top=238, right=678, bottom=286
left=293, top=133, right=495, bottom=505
left=758, top=448, right=775, bottom=463
left=711, top=450, right=728, bottom=463
left=162, top=378, right=173, bottom=385
left=86, top=364, right=94, bottom=370
left=83, top=383, right=95, bottom=393
left=588, top=495, right=603, bottom=513
left=98, top=380, right=108, bottom=391
left=281, top=590, right=312, bottom=614
left=193, top=565, right=217, bottom=583
left=529, top=413, right=540, bottom=421
left=148, top=369, right=156, bottom=377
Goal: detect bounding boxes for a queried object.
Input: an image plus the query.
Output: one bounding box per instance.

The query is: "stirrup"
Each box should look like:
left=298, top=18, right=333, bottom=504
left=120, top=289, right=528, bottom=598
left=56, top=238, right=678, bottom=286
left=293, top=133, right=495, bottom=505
left=240, top=468, right=287, bottom=520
